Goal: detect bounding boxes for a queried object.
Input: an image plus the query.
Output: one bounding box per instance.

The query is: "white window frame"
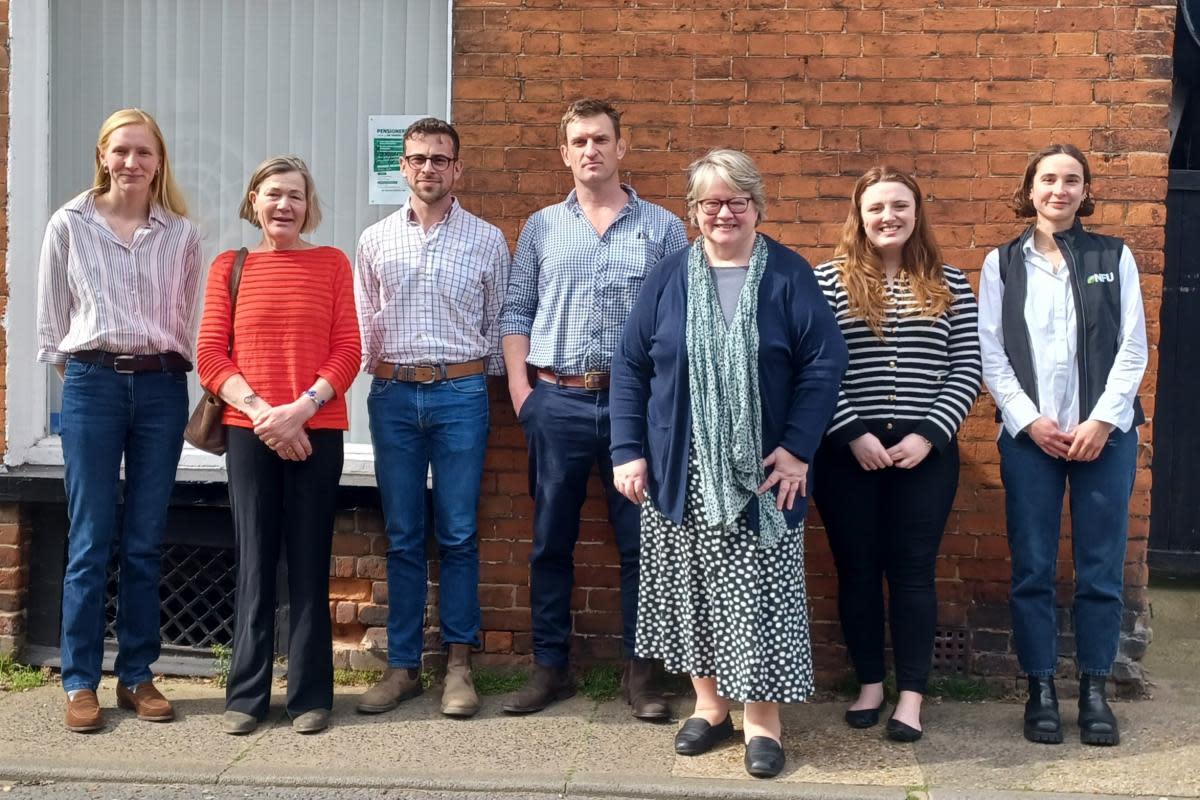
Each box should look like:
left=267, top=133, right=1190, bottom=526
left=3, top=0, right=454, bottom=485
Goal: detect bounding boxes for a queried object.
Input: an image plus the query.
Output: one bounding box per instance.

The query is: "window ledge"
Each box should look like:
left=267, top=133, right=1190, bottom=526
left=8, top=436, right=380, bottom=487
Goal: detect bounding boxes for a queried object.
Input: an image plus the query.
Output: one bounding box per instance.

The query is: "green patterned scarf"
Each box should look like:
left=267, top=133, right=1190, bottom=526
left=685, top=233, right=789, bottom=549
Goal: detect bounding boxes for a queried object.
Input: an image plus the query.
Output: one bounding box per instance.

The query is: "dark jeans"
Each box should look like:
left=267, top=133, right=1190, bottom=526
left=998, top=427, right=1137, bottom=677
left=519, top=381, right=640, bottom=668
left=813, top=437, right=960, bottom=694
left=224, top=426, right=343, bottom=719
left=367, top=374, right=488, bottom=669
left=58, top=359, right=188, bottom=692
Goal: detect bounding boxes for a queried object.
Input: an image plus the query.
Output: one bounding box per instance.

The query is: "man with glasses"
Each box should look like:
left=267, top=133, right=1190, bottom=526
left=499, top=99, right=688, bottom=718
left=353, top=117, right=509, bottom=719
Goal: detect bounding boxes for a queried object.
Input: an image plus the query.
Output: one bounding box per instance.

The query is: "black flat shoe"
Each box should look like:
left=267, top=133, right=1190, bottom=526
left=886, top=715, right=923, bottom=743
left=674, top=714, right=735, bottom=756
left=744, top=736, right=785, bottom=778
left=1078, top=675, right=1120, bottom=747
left=844, top=698, right=888, bottom=729
left=1023, top=675, right=1063, bottom=745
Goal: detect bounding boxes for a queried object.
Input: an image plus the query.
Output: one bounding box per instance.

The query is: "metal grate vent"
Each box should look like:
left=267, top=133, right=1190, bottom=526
left=105, top=542, right=237, bottom=651
left=931, top=626, right=970, bottom=674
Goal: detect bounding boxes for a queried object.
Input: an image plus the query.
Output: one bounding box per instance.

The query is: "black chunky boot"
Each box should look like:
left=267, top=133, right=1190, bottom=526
left=1078, top=674, right=1120, bottom=746
left=1023, top=675, right=1063, bottom=744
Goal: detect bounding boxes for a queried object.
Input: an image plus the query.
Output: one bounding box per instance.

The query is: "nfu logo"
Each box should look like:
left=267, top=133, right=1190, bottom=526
left=1087, top=272, right=1116, bottom=285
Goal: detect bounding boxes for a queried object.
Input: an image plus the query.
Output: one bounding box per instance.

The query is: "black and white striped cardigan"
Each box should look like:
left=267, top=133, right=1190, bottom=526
left=813, top=260, right=982, bottom=451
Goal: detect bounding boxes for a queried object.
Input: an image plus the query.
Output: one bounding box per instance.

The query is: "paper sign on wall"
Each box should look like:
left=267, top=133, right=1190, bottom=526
left=369, top=115, right=427, bottom=205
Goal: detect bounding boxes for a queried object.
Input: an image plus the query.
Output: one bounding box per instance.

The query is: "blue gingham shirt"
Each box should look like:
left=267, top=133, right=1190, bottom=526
left=355, top=198, right=510, bottom=375
left=499, top=185, right=688, bottom=373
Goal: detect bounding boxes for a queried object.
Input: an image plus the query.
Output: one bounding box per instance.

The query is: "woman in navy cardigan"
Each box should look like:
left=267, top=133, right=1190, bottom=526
left=610, top=149, right=847, bottom=779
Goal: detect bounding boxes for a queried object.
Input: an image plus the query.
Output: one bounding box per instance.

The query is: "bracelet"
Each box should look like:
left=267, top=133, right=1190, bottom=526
left=918, top=435, right=933, bottom=449
left=302, top=389, right=325, bottom=410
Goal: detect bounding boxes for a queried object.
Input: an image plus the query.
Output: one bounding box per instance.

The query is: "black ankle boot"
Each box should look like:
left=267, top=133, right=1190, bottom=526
left=1023, top=676, right=1063, bottom=744
left=1078, top=675, right=1120, bottom=746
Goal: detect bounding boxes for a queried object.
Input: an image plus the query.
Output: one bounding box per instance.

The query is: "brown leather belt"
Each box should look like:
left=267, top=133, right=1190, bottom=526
left=71, top=350, right=192, bottom=374
left=537, top=369, right=610, bottom=390
left=374, top=358, right=485, bottom=383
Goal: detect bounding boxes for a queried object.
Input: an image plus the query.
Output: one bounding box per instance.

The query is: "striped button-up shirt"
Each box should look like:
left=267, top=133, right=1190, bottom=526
left=814, top=261, right=982, bottom=450
left=499, top=185, right=689, bottom=374
left=355, top=198, right=510, bottom=375
left=36, top=191, right=203, bottom=364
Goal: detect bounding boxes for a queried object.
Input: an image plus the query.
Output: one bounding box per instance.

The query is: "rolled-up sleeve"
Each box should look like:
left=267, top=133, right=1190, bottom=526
left=498, top=214, right=542, bottom=338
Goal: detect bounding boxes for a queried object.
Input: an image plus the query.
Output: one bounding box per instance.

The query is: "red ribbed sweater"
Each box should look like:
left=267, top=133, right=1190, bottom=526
left=196, top=246, right=361, bottom=430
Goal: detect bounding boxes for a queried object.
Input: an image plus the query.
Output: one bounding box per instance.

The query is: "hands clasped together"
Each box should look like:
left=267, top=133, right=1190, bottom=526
left=250, top=399, right=318, bottom=461
left=1024, top=416, right=1113, bottom=462
left=849, top=432, right=933, bottom=471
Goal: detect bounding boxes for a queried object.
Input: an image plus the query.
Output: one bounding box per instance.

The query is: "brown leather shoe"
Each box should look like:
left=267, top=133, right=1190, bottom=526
left=65, top=690, right=105, bottom=733
left=441, top=643, right=480, bottom=718
left=356, top=667, right=423, bottom=714
left=622, top=657, right=670, bottom=721
left=116, top=681, right=175, bottom=722
left=502, top=664, right=575, bottom=714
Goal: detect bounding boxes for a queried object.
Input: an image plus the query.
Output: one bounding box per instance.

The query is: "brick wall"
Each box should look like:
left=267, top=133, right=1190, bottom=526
left=328, top=0, right=1172, bottom=689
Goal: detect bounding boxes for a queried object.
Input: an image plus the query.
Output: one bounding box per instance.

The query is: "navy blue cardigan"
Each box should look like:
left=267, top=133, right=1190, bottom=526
left=609, top=236, right=848, bottom=531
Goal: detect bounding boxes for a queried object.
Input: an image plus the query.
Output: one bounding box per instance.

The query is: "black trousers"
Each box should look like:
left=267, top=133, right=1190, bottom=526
left=224, top=426, right=343, bottom=719
left=812, top=436, right=959, bottom=694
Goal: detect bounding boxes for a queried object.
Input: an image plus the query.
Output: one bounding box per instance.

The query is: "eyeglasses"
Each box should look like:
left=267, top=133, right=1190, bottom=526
left=697, top=196, right=753, bottom=215
left=402, top=154, right=457, bottom=171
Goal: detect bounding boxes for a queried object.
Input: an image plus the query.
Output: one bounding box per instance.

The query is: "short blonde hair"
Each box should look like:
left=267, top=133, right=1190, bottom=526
left=685, top=149, right=767, bottom=227
left=93, top=108, right=189, bottom=217
left=239, top=156, right=323, bottom=233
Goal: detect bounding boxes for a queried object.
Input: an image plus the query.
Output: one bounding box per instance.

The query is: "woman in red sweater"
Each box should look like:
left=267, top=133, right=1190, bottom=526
left=197, top=156, right=360, bottom=736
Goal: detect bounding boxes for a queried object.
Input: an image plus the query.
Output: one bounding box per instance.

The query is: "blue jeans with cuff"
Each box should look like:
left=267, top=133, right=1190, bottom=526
left=368, top=374, right=489, bottom=669
left=58, top=359, right=188, bottom=693
left=998, top=427, right=1137, bottom=677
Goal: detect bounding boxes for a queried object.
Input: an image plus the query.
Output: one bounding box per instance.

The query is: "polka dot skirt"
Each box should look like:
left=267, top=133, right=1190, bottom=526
left=635, top=449, right=815, bottom=703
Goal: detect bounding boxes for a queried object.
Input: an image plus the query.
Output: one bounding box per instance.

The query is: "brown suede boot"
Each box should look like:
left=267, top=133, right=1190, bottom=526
left=65, top=689, right=105, bottom=733
left=355, top=667, right=423, bottom=714
left=502, top=664, right=576, bottom=714
left=622, top=657, right=670, bottom=721
left=441, top=644, right=480, bottom=718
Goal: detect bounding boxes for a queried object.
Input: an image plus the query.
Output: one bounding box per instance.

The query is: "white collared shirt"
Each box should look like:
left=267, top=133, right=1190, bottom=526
left=36, top=191, right=203, bottom=364
left=354, top=197, right=510, bottom=374
left=978, top=235, right=1148, bottom=436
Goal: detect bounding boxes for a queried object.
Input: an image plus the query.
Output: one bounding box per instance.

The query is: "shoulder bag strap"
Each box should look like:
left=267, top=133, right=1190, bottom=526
left=227, top=247, right=249, bottom=355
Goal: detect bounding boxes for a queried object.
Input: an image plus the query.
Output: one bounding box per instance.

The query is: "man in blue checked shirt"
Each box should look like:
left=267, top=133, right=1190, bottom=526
left=499, top=99, right=689, bottom=719
left=353, top=117, right=510, bottom=720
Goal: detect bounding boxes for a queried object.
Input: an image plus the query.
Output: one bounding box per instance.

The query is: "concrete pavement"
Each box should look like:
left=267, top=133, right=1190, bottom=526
left=0, top=673, right=1197, bottom=800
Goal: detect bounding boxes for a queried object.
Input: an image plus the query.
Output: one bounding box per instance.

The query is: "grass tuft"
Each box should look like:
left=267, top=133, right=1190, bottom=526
left=473, top=666, right=528, bottom=696
left=578, top=664, right=621, bottom=702
left=210, top=644, right=232, bottom=688
left=0, top=654, right=48, bottom=692
left=333, top=668, right=383, bottom=687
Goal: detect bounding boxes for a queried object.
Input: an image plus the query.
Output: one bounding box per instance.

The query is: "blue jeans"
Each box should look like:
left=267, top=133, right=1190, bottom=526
left=368, top=374, right=489, bottom=669
left=519, top=382, right=641, bottom=668
left=58, top=360, right=188, bottom=692
left=998, top=427, right=1137, bottom=677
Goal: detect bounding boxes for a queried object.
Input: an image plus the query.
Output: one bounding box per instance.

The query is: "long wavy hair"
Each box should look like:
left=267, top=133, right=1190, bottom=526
left=92, top=108, right=188, bottom=217
left=833, top=167, right=952, bottom=338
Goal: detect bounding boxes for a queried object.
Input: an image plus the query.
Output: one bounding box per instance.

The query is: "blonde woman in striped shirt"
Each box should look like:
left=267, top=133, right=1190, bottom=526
left=36, top=108, right=201, bottom=733
left=812, top=167, right=981, bottom=742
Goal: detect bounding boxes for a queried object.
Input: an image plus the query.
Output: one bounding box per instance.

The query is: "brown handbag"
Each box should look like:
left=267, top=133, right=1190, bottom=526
left=183, top=247, right=249, bottom=455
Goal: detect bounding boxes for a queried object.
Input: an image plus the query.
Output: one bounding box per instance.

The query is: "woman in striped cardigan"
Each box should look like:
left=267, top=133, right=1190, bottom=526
left=812, top=167, right=981, bottom=742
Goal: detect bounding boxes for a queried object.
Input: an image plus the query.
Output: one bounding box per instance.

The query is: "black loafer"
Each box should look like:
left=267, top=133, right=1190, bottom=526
left=744, top=736, right=785, bottom=778
left=674, top=714, right=735, bottom=756
left=844, top=698, right=888, bottom=729
left=886, top=715, right=923, bottom=743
